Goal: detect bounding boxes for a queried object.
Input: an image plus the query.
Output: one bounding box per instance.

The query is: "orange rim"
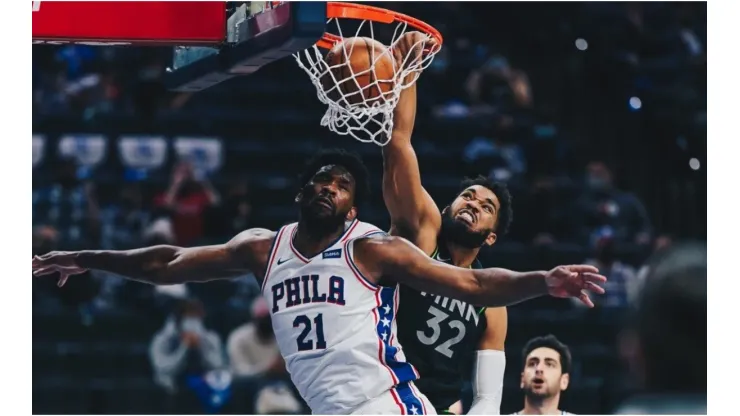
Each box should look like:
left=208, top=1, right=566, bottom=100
left=315, top=2, right=443, bottom=51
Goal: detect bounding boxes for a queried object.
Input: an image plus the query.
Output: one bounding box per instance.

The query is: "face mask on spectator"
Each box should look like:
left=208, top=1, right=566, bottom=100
left=181, top=317, right=204, bottom=334
left=587, top=175, right=611, bottom=191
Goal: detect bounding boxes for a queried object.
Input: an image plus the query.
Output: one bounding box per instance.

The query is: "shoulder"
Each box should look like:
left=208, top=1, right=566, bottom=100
left=225, top=228, right=277, bottom=271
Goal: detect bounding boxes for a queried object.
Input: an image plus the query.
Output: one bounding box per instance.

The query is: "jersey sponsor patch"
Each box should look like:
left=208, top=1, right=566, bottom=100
left=322, top=248, right=342, bottom=259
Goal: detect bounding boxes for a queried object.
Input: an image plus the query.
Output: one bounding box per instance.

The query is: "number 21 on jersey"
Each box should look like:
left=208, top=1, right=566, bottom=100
left=294, top=314, right=327, bottom=351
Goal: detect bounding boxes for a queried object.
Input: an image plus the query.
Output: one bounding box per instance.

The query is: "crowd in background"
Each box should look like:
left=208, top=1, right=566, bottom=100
left=32, top=2, right=706, bottom=414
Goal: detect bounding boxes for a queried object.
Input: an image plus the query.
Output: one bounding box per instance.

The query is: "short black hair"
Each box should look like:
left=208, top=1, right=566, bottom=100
left=458, top=175, right=513, bottom=235
left=521, top=334, right=572, bottom=374
left=631, top=242, right=706, bottom=393
left=299, top=149, right=370, bottom=206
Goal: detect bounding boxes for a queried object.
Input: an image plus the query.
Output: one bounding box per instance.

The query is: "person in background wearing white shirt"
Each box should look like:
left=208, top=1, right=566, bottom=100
left=227, top=297, right=302, bottom=414
left=149, top=298, right=225, bottom=413
left=227, top=297, right=284, bottom=377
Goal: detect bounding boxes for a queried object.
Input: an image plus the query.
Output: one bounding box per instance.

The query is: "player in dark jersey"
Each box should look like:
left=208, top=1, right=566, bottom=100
left=383, top=32, right=540, bottom=414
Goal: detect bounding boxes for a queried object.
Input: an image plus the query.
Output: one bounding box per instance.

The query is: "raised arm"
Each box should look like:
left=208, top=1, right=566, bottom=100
left=353, top=235, right=606, bottom=307
left=383, top=32, right=441, bottom=252
left=32, top=228, right=275, bottom=286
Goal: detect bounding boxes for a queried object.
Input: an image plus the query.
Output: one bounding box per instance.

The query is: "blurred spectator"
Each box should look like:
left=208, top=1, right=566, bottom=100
left=463, top=114, right=527, bottom=183
left=214, top=180, right=254, bottom=238
left=154, top=162, right=220, bottom=245
left=574, top=161, right=652, bottom=245
left=100, top=182, right=150, bottom=250
left=227, top=298, right=302, bottom=414
left=520, top=176, right=575, bottom=244
left=616, top=243, right=706, bottom=414
left=573, top=232, right=639, bottom=309
left=227, top=298, right=283, bottom=378
left=32, top=157, right=101, bottom=249
left=149, top=298, right=225, bottom=412
left=465, top=55, right=533, bottom=114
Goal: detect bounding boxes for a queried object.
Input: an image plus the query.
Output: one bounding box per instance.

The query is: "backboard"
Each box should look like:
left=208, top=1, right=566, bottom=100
left=32, top=1, right=327, bottom=92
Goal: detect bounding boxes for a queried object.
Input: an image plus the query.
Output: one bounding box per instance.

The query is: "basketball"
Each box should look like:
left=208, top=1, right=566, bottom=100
left=321, top=37, right=396, bottom=106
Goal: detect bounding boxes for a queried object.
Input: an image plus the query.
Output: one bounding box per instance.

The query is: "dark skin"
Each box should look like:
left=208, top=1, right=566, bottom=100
left=32, top=165, right=606, bottom=308
left=384, top=31, right=516, bottom=413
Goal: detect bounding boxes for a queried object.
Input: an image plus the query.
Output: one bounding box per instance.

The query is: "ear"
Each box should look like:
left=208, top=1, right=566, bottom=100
left=519, top=371, right=525, bottom=389
left=346, top=206, right=358, bottom=222
left=484, top=232, right=498, bottom=247
left=559, top=373, right=570, bottom=391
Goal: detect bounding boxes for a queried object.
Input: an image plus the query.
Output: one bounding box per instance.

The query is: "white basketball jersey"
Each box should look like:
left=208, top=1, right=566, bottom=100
left=261, top=219, right=424, bottom=414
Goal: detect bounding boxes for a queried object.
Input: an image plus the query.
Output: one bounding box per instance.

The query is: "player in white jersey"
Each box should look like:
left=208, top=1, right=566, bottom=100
left=33, top=149, right=606, bottom=415
left=262, top=218, right=429, bottom=414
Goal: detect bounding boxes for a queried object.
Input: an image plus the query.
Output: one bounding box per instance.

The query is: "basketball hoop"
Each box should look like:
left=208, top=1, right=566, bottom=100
left=294, top=3, right=443, bottom=146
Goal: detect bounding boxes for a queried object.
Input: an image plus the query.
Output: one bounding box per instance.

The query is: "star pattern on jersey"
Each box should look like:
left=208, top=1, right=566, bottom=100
left=410, top=405, right=419, bottom=415
left=381, top=331, right=388, bottom=341
left=383, top=305, right=391, bottom=315
left=380, top=317, right=391, bottom=327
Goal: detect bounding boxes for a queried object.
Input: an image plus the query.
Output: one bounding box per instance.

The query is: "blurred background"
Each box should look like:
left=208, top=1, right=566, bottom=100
left=32, top=1, right=706, bottom=414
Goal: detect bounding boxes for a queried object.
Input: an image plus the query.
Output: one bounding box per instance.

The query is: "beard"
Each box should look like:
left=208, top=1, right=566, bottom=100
left=523, top=383, right=556, bottom=403
left=440, top=209, right=491, bottom=249
left=299, top=198, right=347, bottom=237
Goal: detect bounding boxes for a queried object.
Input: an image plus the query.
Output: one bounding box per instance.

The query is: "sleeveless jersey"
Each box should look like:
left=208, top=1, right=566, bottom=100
left=261, top=219, right=425, bottom=415
left=395, top=243, right=489, bottom=412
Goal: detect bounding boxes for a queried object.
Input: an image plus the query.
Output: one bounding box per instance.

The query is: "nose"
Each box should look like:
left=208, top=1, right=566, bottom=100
left=319, top=183, right=337, bottom=196
left=464, top=201, right=480, bottom=213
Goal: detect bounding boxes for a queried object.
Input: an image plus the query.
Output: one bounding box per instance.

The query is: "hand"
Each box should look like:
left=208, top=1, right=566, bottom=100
left=182, top=332, right=200, bottom=347
left=32, top=252, right=88, bottom=287
left=392, top=31, right=440, bottom=84
left=545, top=265, right=607, bottom=308
left=172, top=163, right=193, bottom=186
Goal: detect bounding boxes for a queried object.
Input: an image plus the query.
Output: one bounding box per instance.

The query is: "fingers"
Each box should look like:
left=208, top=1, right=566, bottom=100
left=584, top=281, right=605, bottom=295
left=33, top=266, right=58, bottom=277
left=58, top=274, right=69, bottom=287
left=578, top=291, right=595, bottom=308
left=564, top=264, right=599, bottom=274
left=581, top=272, right=607, bottom=283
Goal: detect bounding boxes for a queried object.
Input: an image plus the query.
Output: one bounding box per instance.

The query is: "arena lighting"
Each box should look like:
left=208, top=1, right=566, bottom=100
left=689, top=158, right=701, bottom=170
left=575, top=38, right=588, bottom=51
left=629, top=96, right=642, bottom=110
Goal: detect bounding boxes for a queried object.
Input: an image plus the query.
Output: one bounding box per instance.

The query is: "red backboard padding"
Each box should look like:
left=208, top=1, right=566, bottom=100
left=32, top=1, right=226, bottom=45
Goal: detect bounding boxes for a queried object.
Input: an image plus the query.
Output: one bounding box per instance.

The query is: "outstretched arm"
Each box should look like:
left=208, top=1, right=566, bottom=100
left=354, top=235, right=606, bottom=307
left=383, top=32, right=441, bottom=252
left=32, top=228, right=275, bottom=286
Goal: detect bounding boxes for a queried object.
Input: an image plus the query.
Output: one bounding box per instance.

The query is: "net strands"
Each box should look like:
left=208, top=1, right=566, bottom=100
left=294, top=17, right=439, bottom=146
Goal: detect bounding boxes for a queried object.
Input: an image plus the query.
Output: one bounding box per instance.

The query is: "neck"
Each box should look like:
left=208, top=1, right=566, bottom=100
left=521, top=394, right=561, bottom=415
left=294, top=220, right=348, bottom=258
left=445, top=240, right=481, bottom=268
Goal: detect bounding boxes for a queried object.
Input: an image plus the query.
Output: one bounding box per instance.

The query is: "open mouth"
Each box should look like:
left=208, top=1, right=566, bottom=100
left=532, top=377, right=545, bottom=386
left=456, top=209, right=476, bottom=225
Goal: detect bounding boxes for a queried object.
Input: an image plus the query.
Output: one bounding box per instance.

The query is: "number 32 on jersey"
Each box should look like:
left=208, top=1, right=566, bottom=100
left=416, top=305, right=468, bottom=358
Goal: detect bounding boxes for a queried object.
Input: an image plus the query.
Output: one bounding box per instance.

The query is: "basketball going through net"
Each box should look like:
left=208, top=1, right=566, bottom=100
left=294, top=3, right=443, bottom=146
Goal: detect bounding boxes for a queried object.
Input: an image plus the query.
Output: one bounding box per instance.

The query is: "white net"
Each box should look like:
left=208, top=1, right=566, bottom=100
left=294, top=17, right=440, bottom=146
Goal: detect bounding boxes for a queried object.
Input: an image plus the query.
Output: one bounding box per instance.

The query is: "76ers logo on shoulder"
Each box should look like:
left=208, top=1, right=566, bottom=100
left=32, top=1, right=41, bottom=12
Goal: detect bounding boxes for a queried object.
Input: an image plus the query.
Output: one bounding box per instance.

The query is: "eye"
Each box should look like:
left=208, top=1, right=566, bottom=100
left=462, top=193, right=471, bottom=200
left=484, top=206, right=493, bottom=213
